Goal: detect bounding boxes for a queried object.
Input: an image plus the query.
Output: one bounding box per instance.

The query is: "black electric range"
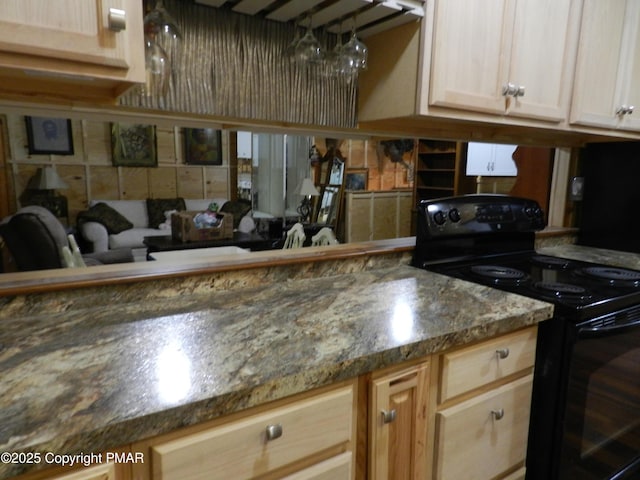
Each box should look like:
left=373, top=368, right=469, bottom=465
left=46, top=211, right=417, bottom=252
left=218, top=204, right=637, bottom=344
left=412, top=194, right=640, bottom=480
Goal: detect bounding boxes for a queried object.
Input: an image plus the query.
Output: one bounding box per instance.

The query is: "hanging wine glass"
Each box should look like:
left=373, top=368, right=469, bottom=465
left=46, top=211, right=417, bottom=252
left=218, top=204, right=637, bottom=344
left=284, top=26, right=302, bottom=63
left=141, top=35, right=170, bottom=98
left=324, top=25, right=358, bottom=80
left=341, top=20, right=368, bottom=71
left=294, top=16, right=324, bottom=66
left=144, top=0, right=182, bottom=70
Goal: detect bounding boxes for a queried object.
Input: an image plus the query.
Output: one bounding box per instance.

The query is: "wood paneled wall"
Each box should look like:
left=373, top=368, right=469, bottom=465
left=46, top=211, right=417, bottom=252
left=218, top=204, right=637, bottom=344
left=3, top=114, right=231, bottom=225
left=313, top=137, right=414, bottom=191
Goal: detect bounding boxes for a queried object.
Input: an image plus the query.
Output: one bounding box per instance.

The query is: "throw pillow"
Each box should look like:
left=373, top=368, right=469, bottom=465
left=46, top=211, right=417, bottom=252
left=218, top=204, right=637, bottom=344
left=146, top=198, right=186, bottom=229
left=79, top=203, right=133, bottom=234
left=220, top=199, right=252, bottom=229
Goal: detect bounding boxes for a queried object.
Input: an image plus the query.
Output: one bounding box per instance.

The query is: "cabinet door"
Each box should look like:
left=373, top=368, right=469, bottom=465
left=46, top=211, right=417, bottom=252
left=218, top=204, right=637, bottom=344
left=506, top=0, right=578, bottom=122
left=236, top=131, right=252, bottom=159
left=430, top=0, right=515, bottom=115
left=466, top=143, right=518, bottom=177
left=571, top=0, right=640, bottom=131
left=435, top=374, right=533, bottom=480
left=0, top=1, right=139, bottom=70
left=369, top=362, right=430, bottom=480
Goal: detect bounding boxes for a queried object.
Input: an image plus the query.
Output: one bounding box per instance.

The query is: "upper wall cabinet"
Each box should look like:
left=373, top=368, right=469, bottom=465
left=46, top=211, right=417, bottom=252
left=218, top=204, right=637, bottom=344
left=570, top=0, right=640, bottom=132
left=429, top=0, right=580, bottom=123
left=0, top=0, right=144, bottom=104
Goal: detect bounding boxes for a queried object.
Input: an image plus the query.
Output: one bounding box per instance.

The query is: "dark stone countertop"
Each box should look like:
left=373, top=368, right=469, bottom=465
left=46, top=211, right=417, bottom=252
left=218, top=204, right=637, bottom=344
left=1, top=264, right=554, bottom=479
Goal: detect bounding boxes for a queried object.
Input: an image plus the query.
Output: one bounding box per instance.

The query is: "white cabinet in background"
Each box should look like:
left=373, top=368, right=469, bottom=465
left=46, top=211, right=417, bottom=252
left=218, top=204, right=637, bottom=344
left=570, top=0, right=640, bottom=132
left=466, top=143, right=518, bottom=176
left=236, top=131, right=252, bottom=158
left=429, top=0, right=579, bottom=123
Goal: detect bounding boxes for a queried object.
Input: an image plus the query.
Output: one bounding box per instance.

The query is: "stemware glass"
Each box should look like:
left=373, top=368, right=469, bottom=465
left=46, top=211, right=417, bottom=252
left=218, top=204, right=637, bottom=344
left=341, top=27, right=368, bottom=71
left=294, top=18, right=324, bottom=66
left=142, top=36, right=170, bottom=98
left=144, top=0, right=182, bottom=69
left=284, top=27, right=302, bottom=63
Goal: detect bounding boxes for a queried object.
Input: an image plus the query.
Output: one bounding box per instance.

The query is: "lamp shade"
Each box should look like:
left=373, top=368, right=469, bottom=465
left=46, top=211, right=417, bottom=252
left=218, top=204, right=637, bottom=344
left=297, top=178, right=319, bottom=196
left=27, top=167, right=69, bottom=190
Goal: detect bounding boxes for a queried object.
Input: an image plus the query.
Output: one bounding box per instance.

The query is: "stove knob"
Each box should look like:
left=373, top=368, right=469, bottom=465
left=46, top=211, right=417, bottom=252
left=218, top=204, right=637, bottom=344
left=524, top=206, right=534, bottom=217
left=448, top=208, right=461, bottom=223
left=433, top=211, right=446, bottom=225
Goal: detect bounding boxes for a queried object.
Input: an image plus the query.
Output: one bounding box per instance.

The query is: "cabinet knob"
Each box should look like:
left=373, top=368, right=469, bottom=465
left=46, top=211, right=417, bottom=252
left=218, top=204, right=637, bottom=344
left=616, top=105, right=635, bottom=116
left=502, top=83, right=517, bottom=97
left=514, top=85, right=525, bottom=98
left=491, top=409, right=505, bottom=420
left=265, top=423, right=283, bottom=441
left=108, top=7, right=127, bottom=32
left=381, top=409, right=397, bottom=424
left=496, top=348, right=510, bottom=359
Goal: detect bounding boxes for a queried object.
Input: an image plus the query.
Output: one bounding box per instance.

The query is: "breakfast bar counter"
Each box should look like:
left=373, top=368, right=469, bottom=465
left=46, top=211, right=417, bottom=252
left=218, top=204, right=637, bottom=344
left=0, top=260, right=553, bottom=479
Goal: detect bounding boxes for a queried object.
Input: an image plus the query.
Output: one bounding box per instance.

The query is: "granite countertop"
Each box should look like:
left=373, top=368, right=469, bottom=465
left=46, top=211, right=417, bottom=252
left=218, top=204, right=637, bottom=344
left=0, top=264, right=553, bottom=479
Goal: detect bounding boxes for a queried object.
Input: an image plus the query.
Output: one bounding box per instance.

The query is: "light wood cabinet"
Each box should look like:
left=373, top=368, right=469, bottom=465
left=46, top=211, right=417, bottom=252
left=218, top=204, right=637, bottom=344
left=368, top=361, right=430, bottom=479
left=344, top=190, right=412, bottom=243
left=132, top=382, right=356, bottom=480
left=432, top=326, right=537, bottom=480
left=429, top=0, right=579, bottom=123
left=40, top=463, right=119, bottom=480
left=0, top=0, right=144, bottom=103
left=570, top=0, right=640, bottom=132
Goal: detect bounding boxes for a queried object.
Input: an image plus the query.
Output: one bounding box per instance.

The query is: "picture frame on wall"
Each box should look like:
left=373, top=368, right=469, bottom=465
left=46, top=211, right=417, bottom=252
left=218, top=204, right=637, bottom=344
left=111, top=123, right=157, bottom=167
left=184, top=128, right=223, bottom=165
left=25, top=116, right=74, bottom=155
left=345, top=168, right=368, bottom=191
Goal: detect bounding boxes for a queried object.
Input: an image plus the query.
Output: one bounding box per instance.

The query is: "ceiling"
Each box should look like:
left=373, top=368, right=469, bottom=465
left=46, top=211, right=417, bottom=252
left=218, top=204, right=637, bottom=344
left=194, top=0, right=425, bottom=38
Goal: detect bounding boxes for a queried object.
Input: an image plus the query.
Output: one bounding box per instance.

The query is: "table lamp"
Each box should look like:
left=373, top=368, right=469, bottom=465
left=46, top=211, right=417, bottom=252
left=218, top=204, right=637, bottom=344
left=296, top=178, right=319, bottom=223
left=24, top=166, right=69, bottom=220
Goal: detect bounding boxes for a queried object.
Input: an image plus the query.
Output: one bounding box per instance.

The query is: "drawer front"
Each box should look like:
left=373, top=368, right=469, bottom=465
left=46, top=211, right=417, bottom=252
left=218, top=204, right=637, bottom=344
left=151, top=385, right=353, bottom=480
left=435, top=374, right=533, bottom=480
left=48, top=462, right=116, bottom=480
left=440, top=327, right=536, bottom=402
left=281, top=452, right=352, bottom=480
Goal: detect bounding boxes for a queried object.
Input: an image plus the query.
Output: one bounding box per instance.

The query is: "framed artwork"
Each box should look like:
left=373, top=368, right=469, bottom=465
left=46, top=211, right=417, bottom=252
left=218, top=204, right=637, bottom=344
left=25, top=116, right=74, bottom=155
left=111, top=123, right=157, bottom=167
left=184, top=128, right=223, bottom=165
left=345, top=169, right=368, bottom=191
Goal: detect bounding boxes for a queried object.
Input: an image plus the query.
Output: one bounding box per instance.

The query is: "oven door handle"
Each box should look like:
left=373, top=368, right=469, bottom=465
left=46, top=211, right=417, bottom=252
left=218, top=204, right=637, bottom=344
left=578, top=319, right=640, bottom=339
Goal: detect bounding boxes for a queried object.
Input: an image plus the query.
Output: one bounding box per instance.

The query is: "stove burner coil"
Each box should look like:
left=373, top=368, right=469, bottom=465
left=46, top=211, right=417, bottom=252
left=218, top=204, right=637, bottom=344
left=531, top=255, right=574, bottom=269
left=580, top=266, right=640, bottom=285
left=534, top=282, right=587, bottom=296
left=470, top=265, right=529, bottom=285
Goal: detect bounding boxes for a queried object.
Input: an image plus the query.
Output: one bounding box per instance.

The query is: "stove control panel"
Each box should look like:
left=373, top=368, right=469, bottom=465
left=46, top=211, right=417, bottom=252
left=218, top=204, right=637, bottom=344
left=416, top=194, right=545, bottom=238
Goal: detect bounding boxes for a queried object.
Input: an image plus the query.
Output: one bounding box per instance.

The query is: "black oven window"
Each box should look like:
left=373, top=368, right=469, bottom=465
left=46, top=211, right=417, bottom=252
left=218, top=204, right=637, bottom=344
left=561, top=329, right=640, bottom=479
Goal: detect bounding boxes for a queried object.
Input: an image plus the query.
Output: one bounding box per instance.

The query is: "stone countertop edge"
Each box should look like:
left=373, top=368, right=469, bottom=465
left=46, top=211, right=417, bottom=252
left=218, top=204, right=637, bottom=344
left=0, top=265, right=553, bottom=479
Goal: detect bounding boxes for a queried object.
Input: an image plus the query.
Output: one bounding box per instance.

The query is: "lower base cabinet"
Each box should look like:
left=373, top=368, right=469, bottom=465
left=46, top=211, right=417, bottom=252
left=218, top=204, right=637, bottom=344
left=368, top=361, right=430, bottom=479
left=431, top=326, right=537, bottom=480
left=131, top=382, right=356, bottom=480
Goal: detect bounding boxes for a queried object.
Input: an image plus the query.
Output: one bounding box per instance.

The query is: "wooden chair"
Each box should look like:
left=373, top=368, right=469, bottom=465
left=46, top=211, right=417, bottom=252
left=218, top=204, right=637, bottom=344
left=311, top=227, right=338, bottom=246
left=283, top=222, right=306, bottom=249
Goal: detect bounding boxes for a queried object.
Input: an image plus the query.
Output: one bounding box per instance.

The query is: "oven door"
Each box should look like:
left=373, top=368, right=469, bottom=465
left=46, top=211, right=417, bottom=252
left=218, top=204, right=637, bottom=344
left=558, top=310, right=640, bottom=480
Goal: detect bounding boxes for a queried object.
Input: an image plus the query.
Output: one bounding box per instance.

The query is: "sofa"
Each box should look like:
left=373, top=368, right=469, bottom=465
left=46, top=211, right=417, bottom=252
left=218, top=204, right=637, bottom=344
left=0, top=206, right=133, bottom=272
left=78, top=198, right=255, bottom=253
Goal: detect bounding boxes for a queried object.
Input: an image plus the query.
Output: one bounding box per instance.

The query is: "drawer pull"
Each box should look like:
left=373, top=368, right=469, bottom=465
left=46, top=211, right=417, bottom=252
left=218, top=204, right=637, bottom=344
left=496, top=348, right=510, bottom=359
left=491, top=409, right=505, bottom=420
left=381, top=409, right=397, bottom=424
left=265, top=423, right=283, bottom=441
left=108, top=8, right=127, bottom=32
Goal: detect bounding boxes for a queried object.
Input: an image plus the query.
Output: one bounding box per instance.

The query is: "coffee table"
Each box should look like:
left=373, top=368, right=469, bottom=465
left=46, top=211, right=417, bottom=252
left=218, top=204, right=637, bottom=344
left=143, top=232, right=274, bottom=257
